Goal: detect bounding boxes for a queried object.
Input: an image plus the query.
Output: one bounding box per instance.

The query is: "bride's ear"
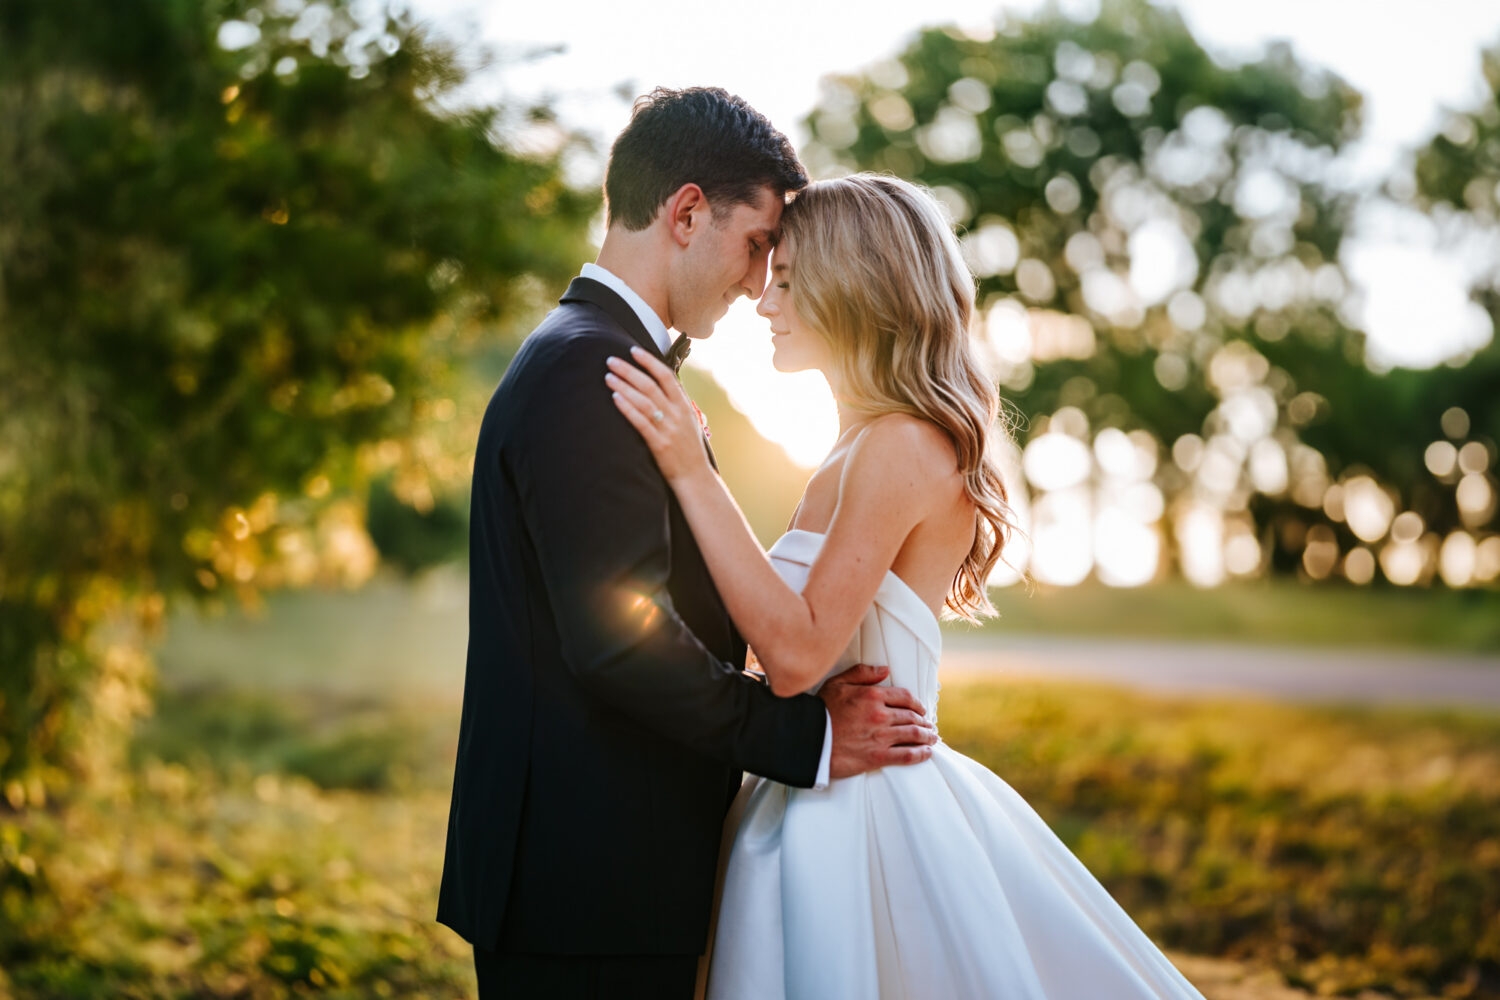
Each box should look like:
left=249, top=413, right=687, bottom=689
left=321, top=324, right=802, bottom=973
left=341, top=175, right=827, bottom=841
left=664, top=183, right=708, bottom=248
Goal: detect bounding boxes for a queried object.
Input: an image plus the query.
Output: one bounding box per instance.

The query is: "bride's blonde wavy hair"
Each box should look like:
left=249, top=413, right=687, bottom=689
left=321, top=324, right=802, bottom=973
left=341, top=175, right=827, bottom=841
left=779, top=173, right=1017, bottom=621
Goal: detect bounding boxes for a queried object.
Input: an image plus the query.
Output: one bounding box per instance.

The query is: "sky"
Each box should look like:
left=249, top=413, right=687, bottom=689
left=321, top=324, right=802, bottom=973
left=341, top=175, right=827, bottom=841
left=410, top=0, right=1500, bottom=466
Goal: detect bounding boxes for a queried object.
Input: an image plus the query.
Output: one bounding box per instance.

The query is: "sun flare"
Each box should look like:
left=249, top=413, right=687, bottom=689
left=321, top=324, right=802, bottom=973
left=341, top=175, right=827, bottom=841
left=689, top=298, right=840, bottom=469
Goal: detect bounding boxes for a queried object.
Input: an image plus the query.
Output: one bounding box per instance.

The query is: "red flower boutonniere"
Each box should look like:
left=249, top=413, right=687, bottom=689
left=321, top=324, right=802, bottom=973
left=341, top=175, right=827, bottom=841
left=690, top=398, right=714, bottom=437
left=689, top=399, right=711, bottom=439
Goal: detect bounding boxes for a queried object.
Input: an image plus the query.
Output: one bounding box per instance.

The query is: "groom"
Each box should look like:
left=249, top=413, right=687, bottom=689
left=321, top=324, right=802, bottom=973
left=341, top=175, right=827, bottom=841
left=436, top=87, right=936, bottom=998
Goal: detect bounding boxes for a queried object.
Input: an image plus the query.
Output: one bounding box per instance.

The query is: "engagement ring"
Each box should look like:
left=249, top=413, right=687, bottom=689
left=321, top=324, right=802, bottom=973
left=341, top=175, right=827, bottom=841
left=651, top=409, right=665, bottom=423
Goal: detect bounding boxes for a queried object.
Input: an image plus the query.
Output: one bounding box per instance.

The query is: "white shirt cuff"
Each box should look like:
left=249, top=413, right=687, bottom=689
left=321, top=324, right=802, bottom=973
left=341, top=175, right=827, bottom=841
left=812, top=710, right=833, bottom=789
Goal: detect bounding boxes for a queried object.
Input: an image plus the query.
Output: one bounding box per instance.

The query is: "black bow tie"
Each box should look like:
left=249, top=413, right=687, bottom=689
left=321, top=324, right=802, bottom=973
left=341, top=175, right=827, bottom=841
left=665, top=335, right=691, bottom=374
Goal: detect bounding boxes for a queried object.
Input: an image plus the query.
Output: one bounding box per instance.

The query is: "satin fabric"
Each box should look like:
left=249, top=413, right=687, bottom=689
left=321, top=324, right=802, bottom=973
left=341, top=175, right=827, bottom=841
left=704, top=530, right=1207, bottom=1000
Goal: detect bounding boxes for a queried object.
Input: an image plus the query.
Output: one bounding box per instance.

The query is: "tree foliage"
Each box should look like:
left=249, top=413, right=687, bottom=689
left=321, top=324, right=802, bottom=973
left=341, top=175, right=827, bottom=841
left=802, top=0, right=1498, bottom=588
left=0, top=0, right=597, bottom=802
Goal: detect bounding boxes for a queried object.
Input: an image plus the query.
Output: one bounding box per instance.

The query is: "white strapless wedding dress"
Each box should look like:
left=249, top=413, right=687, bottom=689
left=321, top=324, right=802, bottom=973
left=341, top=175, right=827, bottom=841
left=704, top=530, right=1206, bottom=1000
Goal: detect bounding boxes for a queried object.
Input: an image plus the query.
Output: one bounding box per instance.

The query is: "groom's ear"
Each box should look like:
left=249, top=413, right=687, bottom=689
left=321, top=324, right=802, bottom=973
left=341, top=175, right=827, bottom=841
left=664, top=183, right=709, bottom=248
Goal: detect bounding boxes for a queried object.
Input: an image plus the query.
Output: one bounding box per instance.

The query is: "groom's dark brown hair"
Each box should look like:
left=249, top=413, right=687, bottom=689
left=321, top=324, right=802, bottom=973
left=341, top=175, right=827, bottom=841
left=604, top=86, right=808, bottom=231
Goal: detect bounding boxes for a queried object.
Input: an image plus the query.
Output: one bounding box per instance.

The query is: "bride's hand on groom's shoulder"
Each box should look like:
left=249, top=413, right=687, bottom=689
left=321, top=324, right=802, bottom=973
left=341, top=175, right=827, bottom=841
left=821, top=663, right=938, bottom=779
left=604, top=346, right=711, bottom=485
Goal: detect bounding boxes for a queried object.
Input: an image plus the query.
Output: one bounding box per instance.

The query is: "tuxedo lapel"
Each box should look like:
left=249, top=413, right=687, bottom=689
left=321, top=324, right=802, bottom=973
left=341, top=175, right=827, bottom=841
left=561, top=276, right=717, bottom=472
left=559, top=277, right=668, bottom=364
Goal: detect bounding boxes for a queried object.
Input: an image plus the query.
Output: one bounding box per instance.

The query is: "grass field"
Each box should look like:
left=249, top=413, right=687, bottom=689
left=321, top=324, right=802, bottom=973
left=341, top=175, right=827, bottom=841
left=3, top=665, right=1496, bottom=998
left=5, top=575, right=1498, bottom=998
left=937, top=680, right=1500, bottom=997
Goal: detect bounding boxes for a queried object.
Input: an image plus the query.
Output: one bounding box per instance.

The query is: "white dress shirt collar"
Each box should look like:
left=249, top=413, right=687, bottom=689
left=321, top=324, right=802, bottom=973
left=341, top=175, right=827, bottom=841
left=579, top=263, right=673, bottom=355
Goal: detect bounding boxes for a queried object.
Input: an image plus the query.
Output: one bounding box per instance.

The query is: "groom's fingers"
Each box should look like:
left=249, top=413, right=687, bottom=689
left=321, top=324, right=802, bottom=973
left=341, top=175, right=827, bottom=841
left=879, top=685, right=928, bottom=718
left=886, top=708, right=934, bottom=732
left=829, top=662, right=889, bottom=686
left=876, top=745, right=934, bottom=767
left=887, top=724, right=938, bottom=747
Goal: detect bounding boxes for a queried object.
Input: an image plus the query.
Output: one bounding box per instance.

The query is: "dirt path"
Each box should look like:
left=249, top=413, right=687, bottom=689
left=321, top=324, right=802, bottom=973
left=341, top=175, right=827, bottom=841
left=942, top=633, right=1500, bottom=708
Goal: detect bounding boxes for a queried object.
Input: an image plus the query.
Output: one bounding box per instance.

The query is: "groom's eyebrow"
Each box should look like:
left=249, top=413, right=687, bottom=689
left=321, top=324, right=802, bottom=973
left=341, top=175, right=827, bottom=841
left=756, top=227, right=779, bottom=247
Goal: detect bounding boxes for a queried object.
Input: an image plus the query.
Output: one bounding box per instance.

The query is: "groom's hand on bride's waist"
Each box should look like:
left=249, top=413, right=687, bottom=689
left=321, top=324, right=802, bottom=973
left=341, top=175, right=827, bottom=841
left=820, top=663, right=937, bottom=780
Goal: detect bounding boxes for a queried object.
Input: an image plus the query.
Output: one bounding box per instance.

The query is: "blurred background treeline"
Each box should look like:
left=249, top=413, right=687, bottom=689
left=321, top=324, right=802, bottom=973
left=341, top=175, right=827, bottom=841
left=1, top=0, right=1498, bottom=997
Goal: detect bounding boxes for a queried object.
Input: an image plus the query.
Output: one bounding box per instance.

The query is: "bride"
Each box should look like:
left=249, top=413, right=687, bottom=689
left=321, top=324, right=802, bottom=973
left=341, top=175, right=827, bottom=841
left=603, top=173, right=1205, bottom=1000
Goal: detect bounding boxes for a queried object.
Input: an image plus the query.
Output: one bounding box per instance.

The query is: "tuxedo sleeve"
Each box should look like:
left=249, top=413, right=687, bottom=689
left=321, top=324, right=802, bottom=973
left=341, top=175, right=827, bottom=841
left=505, top=333, right=827, bottom=788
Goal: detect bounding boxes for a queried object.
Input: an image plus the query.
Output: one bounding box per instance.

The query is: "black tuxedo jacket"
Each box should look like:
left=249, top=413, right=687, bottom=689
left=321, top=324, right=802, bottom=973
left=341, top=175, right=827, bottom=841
left=436, top=277, right=827, bottom=956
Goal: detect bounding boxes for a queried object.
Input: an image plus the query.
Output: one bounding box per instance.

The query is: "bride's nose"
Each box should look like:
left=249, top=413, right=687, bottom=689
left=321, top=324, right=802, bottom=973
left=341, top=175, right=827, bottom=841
left=756, top=294, right=776, bottom=318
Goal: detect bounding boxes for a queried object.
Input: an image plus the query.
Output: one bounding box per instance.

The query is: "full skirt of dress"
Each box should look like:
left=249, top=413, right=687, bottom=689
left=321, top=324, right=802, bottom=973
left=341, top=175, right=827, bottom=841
left=703, top=531, right=1205, bottom=1000
left=704, top=743, right=1206, bottom=1000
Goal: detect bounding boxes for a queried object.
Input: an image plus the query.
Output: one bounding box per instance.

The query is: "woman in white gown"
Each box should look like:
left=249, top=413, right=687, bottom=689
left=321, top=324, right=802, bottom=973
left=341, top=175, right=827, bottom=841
left=604, top=173, right=1205, bottom=1000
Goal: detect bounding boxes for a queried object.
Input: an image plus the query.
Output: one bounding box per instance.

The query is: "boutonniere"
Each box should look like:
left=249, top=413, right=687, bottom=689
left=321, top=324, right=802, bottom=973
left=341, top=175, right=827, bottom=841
left=689, top=399, right=711, bottom=439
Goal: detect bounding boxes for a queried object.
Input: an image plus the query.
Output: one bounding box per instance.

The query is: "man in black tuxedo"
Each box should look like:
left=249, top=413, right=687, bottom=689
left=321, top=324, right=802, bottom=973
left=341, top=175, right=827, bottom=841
left=437, top=87, right=937, bottom=999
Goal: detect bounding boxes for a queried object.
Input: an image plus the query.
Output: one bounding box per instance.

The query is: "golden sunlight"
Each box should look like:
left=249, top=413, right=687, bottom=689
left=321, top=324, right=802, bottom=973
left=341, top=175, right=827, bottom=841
left=690, top=298, right=841, bottom=469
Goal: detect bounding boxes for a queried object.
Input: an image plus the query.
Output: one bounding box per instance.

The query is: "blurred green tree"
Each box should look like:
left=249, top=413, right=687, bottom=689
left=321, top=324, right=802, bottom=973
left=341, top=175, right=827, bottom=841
left=801, top=0, right=1498, bottom=588
left=1390, top=39, right=1500, bottom=520
left=0, top=0, right=596, bottom=802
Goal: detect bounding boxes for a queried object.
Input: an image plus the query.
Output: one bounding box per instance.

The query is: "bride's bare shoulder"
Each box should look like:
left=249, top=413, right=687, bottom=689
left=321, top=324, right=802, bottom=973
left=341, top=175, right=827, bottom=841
left=847, top=413, right=961, bottom=480
left=834, top=414, right=966, bottom=524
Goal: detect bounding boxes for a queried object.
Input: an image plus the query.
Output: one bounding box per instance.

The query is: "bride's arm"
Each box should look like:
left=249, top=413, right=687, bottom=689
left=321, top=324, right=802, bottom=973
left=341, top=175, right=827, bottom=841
left=605, top=347, right=943, bottom=696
